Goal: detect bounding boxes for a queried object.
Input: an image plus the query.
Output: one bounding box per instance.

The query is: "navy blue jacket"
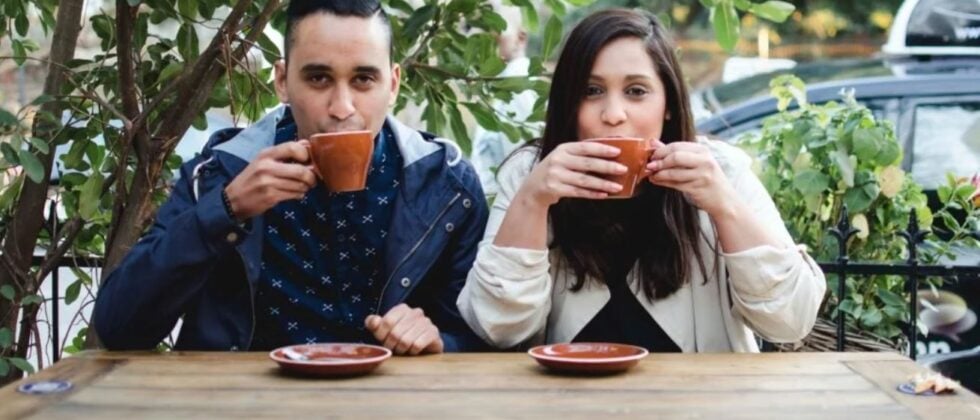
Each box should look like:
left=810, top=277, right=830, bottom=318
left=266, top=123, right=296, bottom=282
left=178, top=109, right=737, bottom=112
left=93, top=108, right=490, bottom=351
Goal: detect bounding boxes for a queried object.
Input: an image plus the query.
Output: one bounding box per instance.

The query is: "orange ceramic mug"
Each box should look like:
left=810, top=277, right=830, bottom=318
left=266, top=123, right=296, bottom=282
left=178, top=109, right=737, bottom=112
left=583, top=137, right=654, bottom=199
left=307, top=131, right=374, bottom=193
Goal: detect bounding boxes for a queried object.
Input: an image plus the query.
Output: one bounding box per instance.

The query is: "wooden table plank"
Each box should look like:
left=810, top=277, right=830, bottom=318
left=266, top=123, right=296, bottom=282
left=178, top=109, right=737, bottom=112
left=847, top=359, right=980, bottom=419
left=0, top=355, right=120, bottom=419
left=0, top=351, right=972, bottom=419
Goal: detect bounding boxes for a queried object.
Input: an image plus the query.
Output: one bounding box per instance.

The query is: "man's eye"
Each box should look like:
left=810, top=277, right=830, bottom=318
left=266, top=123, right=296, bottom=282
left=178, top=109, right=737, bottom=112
left=354, top=75, right=376, bottom=85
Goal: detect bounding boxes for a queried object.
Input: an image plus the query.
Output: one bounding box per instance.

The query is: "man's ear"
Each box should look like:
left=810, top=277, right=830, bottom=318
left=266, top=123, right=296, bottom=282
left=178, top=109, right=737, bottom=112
left=388, top=63, right=401, bottom=106
left=274, top=59, right=289, bottom=104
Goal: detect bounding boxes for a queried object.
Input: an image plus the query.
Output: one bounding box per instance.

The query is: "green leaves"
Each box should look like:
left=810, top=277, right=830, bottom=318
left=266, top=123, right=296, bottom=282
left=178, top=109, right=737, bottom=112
left=177, top=23, right=199, bottom=61
left=178, top=0, right=197, bottom=19
left=462, top=102, right=499, bottom=132
left=0, top=327, right=12, bottom=348
left=78, top=172, right=105, bottom=220
left=402, top=5, right=437, bottom=41
left=9, top=357, right=34, bottom=374
left=541, top=15, right=563, bottom=61
left=706, top=0, right=797, bottom=52
left=792, top=169, right=830, bottom=196
left=748, top=1, right=795, bottom=23
left=0, top=285, right=14, bottom=301
left=843, top=171, right=880, bottom=214
left=20, top=294, right=43, bottom=307
left=732, top=73, right=967, bottom=342
left=711, top=1, right=740, bottom=52
left=770, top=75, right=807, bottom=111
left=18, top=150, right=43, bottom=183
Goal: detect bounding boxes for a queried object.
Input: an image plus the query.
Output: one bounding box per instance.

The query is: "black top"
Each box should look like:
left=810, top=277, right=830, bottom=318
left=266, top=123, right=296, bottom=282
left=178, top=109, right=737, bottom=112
left=573, top=267, right=681, bottom=353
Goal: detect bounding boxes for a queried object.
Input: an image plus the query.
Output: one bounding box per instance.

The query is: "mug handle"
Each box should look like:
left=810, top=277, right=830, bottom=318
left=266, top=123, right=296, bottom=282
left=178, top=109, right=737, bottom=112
left=303, top=142, right=322, bottom=180
left=638, top=145, right=657, bottom=185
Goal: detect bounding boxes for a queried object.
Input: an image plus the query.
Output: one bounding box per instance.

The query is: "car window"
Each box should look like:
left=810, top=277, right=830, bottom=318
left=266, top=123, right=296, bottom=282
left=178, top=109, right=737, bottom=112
left=911, top=102, right=980, bottom=189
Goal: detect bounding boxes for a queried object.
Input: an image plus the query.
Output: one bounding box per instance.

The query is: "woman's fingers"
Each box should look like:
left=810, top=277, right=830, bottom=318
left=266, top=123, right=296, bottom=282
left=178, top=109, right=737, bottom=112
left=554, top=168, right=623, bottom=193
left=565, top=141, right=622, bottom=158
left=559, top=155, right=628, bottom=176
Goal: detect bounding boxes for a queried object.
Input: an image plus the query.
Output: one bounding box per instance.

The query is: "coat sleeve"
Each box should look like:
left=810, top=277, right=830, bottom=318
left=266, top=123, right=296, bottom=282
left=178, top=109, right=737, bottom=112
left=457, top=148, right=554, bottom=349
left=712, top=141, right=827, bottom=343
left=93, top=156, right=250, bottom=349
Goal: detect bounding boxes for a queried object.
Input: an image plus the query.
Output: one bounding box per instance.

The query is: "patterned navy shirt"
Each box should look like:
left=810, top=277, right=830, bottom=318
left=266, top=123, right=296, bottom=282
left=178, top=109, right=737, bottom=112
left=252, top=119, right=402, bottom=349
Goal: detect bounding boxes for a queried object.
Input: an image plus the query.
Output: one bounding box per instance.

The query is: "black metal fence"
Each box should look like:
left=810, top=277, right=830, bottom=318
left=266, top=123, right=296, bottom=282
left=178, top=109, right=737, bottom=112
left=25, top=204, right=980, bottom=361
left=819, top=206, right=980, bottom=360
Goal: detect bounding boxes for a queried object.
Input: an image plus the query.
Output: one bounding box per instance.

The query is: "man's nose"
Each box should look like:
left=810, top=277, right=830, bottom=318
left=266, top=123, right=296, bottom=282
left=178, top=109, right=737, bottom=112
left=328, top=86, right=356, bottom=121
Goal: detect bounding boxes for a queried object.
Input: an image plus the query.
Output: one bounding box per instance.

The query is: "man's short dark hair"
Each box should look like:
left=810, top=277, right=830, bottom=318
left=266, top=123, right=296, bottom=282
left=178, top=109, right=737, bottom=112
left=284, top=0, right=393, bottom=65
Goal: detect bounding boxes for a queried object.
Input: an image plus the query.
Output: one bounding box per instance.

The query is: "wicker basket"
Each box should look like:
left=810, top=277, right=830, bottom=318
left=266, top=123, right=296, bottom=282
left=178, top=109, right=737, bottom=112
left=771, top=318, right=903, bottom=353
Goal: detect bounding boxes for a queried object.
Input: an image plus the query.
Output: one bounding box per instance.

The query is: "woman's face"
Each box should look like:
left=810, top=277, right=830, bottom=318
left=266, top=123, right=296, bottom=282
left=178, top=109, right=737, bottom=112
left=576, top=36, right=668, bottom=142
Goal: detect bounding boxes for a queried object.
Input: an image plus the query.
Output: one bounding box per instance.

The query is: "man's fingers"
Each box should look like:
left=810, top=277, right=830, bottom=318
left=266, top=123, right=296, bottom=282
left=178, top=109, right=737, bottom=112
left=364, top=315, right=382, bottom=331
left=262, top=161, right=317, bottom=187
left=372, top=304, right=411, bottom=344
left=262, top=141, right=311, bottom=163
left=423, top=332, right=444, bottom=354
left=395, top=321, right=428, bottom=355
left=386, top=308, right=422, bottom=346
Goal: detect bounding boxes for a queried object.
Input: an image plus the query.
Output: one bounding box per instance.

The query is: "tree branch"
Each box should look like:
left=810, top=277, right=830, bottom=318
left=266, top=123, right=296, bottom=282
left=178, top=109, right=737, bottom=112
left=115, top=0, right=144, bottom=153
left=73, top=82, right=130, bottom=128
left=0, top=2, right=83, bottom=386
left=36, top=167, right=117, bottom=282
left=400, top=8, right=442, bottom=69
left=105, top=0, right=142, bottom=251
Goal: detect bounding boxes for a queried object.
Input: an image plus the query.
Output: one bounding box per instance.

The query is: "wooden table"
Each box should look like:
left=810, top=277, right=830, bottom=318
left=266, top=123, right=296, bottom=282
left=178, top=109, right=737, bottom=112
left=1, top=351, right=978, bottom=419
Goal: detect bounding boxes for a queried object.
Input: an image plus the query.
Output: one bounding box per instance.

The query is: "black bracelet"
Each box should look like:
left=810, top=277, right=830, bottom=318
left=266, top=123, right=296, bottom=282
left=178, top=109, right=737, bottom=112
left=221, top=187, right=239, bottom=222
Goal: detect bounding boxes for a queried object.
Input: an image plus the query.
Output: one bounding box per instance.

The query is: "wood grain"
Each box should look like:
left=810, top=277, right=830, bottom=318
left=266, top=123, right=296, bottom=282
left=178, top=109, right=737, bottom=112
left=0, top=351, right=972, bottom=419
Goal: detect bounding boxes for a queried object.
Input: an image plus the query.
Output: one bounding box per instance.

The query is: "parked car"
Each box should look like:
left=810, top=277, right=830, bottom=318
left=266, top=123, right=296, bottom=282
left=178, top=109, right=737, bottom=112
left=695, top=0, right=980, bottom=195
left=694, top=57, right=980, bottom=195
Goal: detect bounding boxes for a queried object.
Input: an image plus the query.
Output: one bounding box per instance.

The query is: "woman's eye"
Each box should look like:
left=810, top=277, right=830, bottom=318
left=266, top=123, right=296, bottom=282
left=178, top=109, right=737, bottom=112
left=626, top=86, right=649, bottom=97
left=586, top=85, right=604, bottom=97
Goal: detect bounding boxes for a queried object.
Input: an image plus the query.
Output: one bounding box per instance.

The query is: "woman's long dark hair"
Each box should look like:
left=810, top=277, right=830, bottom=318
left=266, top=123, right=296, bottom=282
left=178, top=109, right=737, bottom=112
left=539, top=9, right=714, bottom=300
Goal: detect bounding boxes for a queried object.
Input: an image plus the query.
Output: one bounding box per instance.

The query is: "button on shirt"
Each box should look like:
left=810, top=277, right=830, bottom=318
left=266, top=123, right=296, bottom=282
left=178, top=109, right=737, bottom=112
left=252, top=122, right=402, bottom=349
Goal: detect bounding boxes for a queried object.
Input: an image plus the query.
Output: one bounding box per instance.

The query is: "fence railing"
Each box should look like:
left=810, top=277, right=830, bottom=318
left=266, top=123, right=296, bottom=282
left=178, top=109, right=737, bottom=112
left=23, top=205, right=980, bottom=362
left=818, top=206, right=980, bottom=360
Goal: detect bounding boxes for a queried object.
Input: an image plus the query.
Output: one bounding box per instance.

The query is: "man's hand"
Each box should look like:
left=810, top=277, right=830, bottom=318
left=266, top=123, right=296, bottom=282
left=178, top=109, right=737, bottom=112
left=224, top=141, right=317, bottom=220
left=365, top=304, right=444, bottom=355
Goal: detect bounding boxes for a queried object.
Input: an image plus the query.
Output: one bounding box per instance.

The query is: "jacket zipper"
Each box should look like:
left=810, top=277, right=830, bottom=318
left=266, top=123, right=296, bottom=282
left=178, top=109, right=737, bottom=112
left=375, top=192, right=461, bottom=314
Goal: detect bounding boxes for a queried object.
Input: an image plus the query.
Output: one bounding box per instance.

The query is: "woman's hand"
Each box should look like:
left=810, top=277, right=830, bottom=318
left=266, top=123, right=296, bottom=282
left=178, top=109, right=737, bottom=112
left=518, top=141, right=628, bottom=207
left=645, top=140, right=737, bottom=218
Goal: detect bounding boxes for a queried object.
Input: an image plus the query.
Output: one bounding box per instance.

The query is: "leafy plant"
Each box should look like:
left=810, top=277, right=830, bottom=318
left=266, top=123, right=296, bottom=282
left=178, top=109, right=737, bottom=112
left=738, top=75, right=980, bottom=343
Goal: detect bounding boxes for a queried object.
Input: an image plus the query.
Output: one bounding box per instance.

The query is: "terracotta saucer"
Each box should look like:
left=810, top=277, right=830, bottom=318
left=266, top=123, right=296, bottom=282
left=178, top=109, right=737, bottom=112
left=528, top=342, right=649, bottom=374
left=270, top=343, right=391, bottom=377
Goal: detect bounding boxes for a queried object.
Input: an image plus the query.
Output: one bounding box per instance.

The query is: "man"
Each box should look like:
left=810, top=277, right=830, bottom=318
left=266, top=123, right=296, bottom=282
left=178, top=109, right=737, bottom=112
left=471, top=4, right=540, bottom=196
left=93, top=0, right=489, bottom=354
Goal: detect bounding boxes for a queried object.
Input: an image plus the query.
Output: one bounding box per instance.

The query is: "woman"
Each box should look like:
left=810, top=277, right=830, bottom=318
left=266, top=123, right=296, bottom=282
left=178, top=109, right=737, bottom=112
left=457, top=9, right=826, bottom=352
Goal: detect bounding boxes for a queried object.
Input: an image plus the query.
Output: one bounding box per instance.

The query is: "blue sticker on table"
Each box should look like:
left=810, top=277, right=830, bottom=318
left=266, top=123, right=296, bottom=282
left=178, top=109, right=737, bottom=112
left=896, top=382, right=954, bottom=396
left=17, top=380, right=73, bottom=395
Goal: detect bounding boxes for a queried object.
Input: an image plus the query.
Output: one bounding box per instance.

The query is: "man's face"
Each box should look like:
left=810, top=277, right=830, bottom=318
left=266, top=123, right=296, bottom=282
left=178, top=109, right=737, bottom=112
left=275, top=12, right=399, bottom=140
